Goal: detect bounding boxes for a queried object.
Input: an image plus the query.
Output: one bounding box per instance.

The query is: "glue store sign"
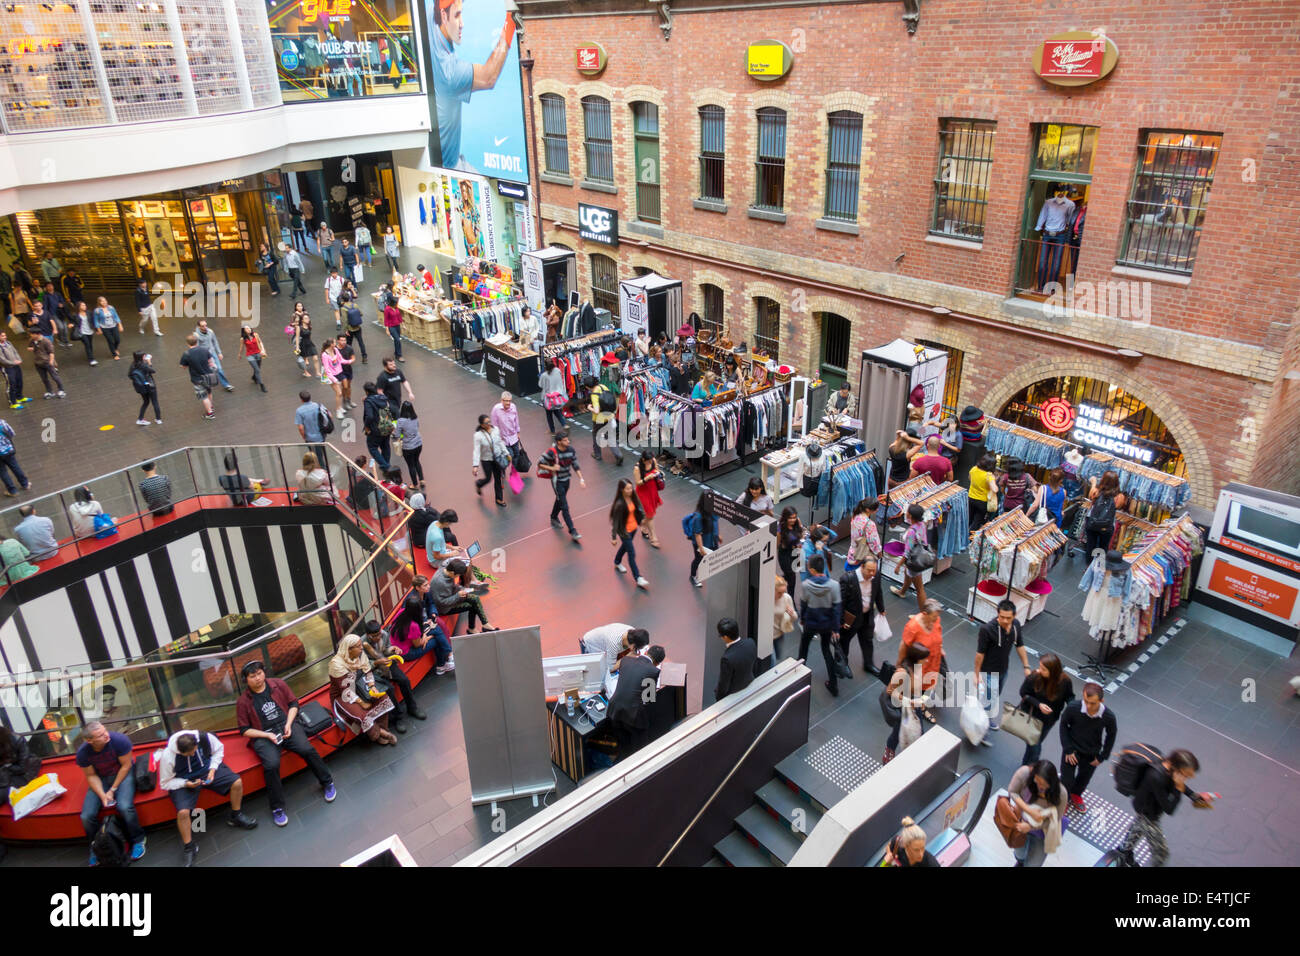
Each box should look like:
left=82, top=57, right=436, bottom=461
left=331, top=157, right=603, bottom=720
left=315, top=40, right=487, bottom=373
left=1071, top=403, right=1153, bottom=464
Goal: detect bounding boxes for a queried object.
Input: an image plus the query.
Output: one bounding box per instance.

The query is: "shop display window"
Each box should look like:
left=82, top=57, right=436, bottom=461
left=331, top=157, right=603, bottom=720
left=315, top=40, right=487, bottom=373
left=268, top=0, right=420, bottom=102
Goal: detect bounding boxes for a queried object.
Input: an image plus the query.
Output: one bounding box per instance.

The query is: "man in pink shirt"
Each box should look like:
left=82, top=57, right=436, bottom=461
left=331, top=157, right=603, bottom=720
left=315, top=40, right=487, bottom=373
left=490, top=391, right=522, bottom=458
left=909, top=435, right=953, bottom=485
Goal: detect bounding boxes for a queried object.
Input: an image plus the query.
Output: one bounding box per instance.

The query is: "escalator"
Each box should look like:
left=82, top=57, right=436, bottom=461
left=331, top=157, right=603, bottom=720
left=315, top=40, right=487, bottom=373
left=862, top=768, right=993, bottom=867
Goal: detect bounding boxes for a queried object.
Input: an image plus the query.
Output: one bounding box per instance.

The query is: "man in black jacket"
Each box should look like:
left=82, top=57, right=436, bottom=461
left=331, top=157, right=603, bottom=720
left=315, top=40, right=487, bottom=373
left=1058, top=682, right=1117, bottom=811
left=714, top=617, right=756, bottom=702
left=360, top=382, right=393, bottom=470
left=839, top=557, right=885, bottom=678
left=607, top=630, right=658, bottom=757
left=1116, top=748, right=1208, bottom=867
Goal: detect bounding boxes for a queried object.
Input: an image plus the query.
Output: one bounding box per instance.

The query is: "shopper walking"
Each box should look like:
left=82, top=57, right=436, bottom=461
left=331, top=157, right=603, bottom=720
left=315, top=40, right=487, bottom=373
left=240, top=325, right=267, bottom=393
left=839, top=555, right=885, bottom=679
left=588, top=374, right=624, bottom=465
left=610, top=478, right=649, bottom=589
left=382, top=296, right=403, bottom=361
left=0, top=333, right=27, bottom=408
left=897, top=598, right=944, bottom=700
left=7, top=282, right=30, bottom=333
left=890, top=503, right=930, bottom=611
left=324, top=268, right=343, bottom=329
left=0, top=418, right=32, bottom=496
left=1008, top=760, right=1067, bottom=867
left=354, top=224, right=373, bottom=267
left=376, top=356, right=414, bottom=414
left=28, top=331, right=65, bottom=399
left=40, top=281, right=72, bottom=347
left=845, top=498, right=882, bottom=572
left=194, top=319, right=234, bottom=392
left=776, top=507, right=803, bottom=597
left=361, top=382, right=393, bottom=471
left=320, top=338, right=350, bottom=419
left=1115, top=749, right=1211, bottom=867
left=344, top=298, right=368, bottom=362
left=135, top=278, right=162, bottom=336
left=633, top=451, right=663, bottom=548
left=539, top=359, right=566, bottom=433
left=1016, top=653, right=1073, bottom=766
left=472, top=414, right=507, bottom=507
left=966, top=452, right=997, bottom=533
left=178, top=333, right=217, bottom=421
left=290, top=210, right=306, bottom=251
left=538, top=429, right=584, bottom=542
left=283, top=245, right=307, bottom=298
left=973, top=599, right=1031, bottom=746
left=383, top=226, right=400, bottom=272
left=74, top=301, right=97, bottom=366
left=1083, top=470, right=1126, bottom=556
left=317, top=222, right=336, bottom=268
left=393, top=401, right=424, bottom=488
left=1058, top=682, right=1117, bottom=811
left=129, top=351, right=161, bottom=425
left=490, top=391, right=522, bottom=464
left=92, top=296, right=122, bottom=360
left=685, top=491, right=721, bottom=588
left=256, top=243, right=280, bottom=297
left=800, top=553, right=844, bottom=696
left=339, top=237, right=359, bottom=285
left=882, top=642, right=931, bottom=764
left=293, top=311, right=320, bottom=379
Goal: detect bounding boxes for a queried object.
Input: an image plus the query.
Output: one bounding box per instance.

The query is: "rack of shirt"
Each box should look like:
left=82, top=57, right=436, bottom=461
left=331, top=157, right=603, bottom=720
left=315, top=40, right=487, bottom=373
left=623, top=364, right=673, bottom=423
left=1078, top=515, right=1203, bottom=649
left=1078, top=452, right=1190, bottom=512
left=967, top=509, right=1037, bottom=588
left=984, top=418, right=1070, bottom=469
left=823, top=449, right=882, bottom=523
left=999, top=521, right=1069, bottom=590
left=466, top=298, right=528, bottom=338
left=558, top=302, right=603, bottom=339
left=912, top=481, right=971, bottom=561
left=882, top=474, right=937, bottom=521
left=540, top=329, right=622, bottom=396
left=644, top=385, right=789, bottom=463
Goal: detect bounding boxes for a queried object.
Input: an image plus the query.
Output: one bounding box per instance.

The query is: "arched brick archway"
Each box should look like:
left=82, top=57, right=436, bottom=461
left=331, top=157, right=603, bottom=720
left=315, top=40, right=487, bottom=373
left=980, top=359, right=1216, bottom=509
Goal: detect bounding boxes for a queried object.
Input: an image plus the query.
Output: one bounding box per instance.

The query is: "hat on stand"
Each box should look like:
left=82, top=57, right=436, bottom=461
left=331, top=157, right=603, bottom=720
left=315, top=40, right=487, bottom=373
left=959, top=405, right=983, bottom=424
left=1104, top=550, right=1131, bottom=573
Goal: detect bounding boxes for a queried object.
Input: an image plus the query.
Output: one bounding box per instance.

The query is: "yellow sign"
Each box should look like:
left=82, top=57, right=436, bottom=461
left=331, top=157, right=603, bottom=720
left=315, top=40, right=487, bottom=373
left=746, top=43, right=789, bottom=78
left=301, top=0, right=351, bottom=19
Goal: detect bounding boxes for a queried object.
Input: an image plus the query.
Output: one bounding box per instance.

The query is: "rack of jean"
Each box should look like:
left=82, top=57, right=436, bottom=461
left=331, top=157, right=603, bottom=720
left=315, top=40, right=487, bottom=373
left=913, top=482, right=971, bottom=561
left=984, top=418, right=1070, bottom=468
left=822, top=449, right=880, bottom=523
left=965, top=509, right=1037, bottom=616
left=1078, top=452, right=1190, bottom=511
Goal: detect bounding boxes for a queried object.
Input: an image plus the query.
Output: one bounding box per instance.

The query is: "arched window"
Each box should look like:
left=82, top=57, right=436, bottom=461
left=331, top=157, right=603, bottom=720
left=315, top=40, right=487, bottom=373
left=825, top=110, right=863, bottom=221
left=699, top=284, right=724, bottom=337
left=631, top=101, right=660, bottom=222
left=699, top=105, right=725, bottom=201
left=754, top=297, right=780, bottom=361
left=755, top=107, right=786, bottom=211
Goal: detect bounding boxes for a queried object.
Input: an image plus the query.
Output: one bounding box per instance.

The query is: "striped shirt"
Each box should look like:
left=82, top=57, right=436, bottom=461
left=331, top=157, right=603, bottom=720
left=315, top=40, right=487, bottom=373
left=539, top=445, right=580, bottom=483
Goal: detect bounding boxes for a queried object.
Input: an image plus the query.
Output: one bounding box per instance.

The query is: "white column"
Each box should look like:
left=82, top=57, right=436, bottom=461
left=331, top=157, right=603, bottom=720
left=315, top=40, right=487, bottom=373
left=221, top=0, right=255, bottom=111
left=76, top=0, right=118, bottom=125
left=163, top=0, right=198, bottom=116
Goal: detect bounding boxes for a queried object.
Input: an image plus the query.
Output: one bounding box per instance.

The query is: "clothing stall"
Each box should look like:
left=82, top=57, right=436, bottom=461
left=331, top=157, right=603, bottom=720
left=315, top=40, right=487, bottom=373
left=857, top=339, right=950, bottom=464
left=520, top=246, right=578, bottom=316
left=642, top=385, right=789, bottom=478
left=618, top=274, right=683, bottom=342
left=966, top=510, right=1068, bottom=623
left=539, top=328, right=622, bottom=399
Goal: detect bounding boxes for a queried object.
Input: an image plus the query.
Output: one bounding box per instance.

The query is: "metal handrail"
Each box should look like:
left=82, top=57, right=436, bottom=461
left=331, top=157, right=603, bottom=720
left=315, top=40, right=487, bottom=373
left=656, top=685, right=810, bottom=867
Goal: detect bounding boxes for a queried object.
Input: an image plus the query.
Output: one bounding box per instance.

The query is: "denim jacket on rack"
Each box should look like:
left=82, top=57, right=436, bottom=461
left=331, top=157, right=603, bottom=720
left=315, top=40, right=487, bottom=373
left=1078, top=555, right=1133, bottom=600
left=985, top=422, right=1065, bottom=468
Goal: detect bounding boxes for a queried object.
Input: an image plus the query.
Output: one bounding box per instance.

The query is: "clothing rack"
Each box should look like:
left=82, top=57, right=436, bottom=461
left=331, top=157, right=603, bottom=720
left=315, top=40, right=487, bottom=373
left=1079, top=452, right=1190, bottom=511
left=1003, top=520, right=1069, bottom=593
left=540, top=328, right=620, bottom=360
left=913, top=481, right=971, bottom=561
left=882, top=474, right=937, bottom=520
left=984, top=418, right=1071, bottom=469
left=965, top=509, right=1036, bottom=618
left=822, top=449, right=882, bottom=524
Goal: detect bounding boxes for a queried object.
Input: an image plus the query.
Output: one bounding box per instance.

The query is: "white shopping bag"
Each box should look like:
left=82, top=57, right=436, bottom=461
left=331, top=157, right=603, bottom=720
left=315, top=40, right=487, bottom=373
left=959, top=693, right=990, bottom=745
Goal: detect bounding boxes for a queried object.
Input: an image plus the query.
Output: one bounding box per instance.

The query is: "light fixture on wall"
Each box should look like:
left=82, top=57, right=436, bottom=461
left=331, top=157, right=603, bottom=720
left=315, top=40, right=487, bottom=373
left=1116, top=348, right=1143, bottom=358
left=931, top=306, right=950, bottom=315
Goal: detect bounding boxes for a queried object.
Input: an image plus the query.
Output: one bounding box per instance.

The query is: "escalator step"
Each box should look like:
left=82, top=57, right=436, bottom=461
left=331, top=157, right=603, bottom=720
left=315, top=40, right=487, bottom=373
left=713, top=830, right=777, bottom=867
left=735, top=804, right=803, bottom=864
left=774, top=752, right=843, bottom=813
left=756, top=779, right=823, bottom=838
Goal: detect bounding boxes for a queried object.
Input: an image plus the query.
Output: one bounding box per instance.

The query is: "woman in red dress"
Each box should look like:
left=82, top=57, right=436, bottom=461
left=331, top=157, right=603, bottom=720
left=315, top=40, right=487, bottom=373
left=634, top=451, right=663, bottom=549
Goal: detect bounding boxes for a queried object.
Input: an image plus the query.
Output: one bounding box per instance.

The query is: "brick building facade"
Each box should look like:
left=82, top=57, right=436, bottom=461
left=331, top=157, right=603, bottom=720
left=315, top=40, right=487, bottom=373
left=515, top=0, right=1300, bottom=508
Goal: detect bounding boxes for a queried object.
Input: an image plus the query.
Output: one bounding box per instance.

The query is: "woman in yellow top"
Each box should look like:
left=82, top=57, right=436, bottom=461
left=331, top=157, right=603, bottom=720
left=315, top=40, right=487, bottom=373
left=966, top=453, right=997, bottom=532
left=610, top=478, right=649, bottom=590
left=692, top=370, right=720, bottom=401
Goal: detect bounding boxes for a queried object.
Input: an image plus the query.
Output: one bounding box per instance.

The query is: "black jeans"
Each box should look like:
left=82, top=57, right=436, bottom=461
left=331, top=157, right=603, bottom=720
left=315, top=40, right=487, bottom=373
left=265, top=270, right=281, bottom=295
left=288, top=269, right=307, bottom=295
left=36, top=365, right=63, bottom=393
left=385, top=665, right=417, bottom=713
left=1061, top=752, right=1101, bottom=797
left=778, top=547, right=797, bottom=596
left=799, top=628, right=840, bottom=691
left=136, top=391, right=161, bottom=421
left=1083, top=525, right=1113, bottom=558
left=614, top=531, right=641, bottom=578
left=102, top=326, right=121, bottom=356
left=402, top=447, right=424, bottom=485
left=592, top=420, right=623, bottom=463
left=249, top=724, right=333, bottom=811
left=80, top=333, right=95, bottom=362
left=550, top=479, right=576, bottom=533
left=968, top=498, right=990, bottom=533
left=690, top=543, right=705, bottom=581
left=346, top=326, right=367, bottom=360
left=0, top=452, right=28, bottom=493
left=441, top=597, right=487, bottom=629
left=476, top=459, right=503, bottom=503
left=365, top=437, right=391, bottom=471
left=839, top=613, right=875, bottom=676
left=3, top=366, right=22, bottom=403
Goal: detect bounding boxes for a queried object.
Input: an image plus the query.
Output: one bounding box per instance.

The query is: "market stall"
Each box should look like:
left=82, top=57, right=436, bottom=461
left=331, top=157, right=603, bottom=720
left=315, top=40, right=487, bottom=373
left=371, top=281, right=453, bottom=351
left=521, top=246, right=578, bottom=316
left=619, top=274, right=683, bottom=342
left=857, top=339, right=950, bottom=463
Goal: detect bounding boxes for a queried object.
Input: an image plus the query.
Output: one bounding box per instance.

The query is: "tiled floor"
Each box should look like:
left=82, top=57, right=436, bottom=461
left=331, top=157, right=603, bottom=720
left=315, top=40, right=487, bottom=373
left=2, top=247, right=1298, bottom=866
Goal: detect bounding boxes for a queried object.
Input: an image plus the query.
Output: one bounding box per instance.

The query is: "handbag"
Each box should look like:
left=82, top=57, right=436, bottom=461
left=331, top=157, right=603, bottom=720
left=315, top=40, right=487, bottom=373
left=506, top=464, right=525, bottom=495
left=203, top=371, right=220, bottom=389
left=828, top=637, right=852, bottom=680
left=511, top=442, right=531, bottom=474
left=654, top=473, right=666, bottom=491
left=994, top=795, right=1027, bottom=848
left=904, top=536, right=935, bottom=572
left=1000, top=701, right=1044, bottom=745
left=986, top=493, right=998, bottom=514
left=92, top=512, right=118, bottom=539
left=899, top=704, right=922, bottom=750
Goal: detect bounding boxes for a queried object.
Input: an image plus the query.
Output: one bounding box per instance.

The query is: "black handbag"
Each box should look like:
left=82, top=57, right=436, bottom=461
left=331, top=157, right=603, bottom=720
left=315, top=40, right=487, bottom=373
left=296, top=699, right=334, bottom=737
left=829, top=637, right=852, bottom=680
left=133, top=753, right=157, bottom=792
left=878, top=687, right=902, bottom=728
left=511, top=442, right=531, bottom=474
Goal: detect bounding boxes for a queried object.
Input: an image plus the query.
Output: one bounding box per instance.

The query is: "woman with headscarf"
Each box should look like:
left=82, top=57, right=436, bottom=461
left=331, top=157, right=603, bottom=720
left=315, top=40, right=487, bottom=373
left=328, top=634, right=397, bottom=745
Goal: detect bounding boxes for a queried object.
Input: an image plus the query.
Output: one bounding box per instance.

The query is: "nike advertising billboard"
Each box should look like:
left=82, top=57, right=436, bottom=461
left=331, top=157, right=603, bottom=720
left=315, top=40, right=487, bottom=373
left=418, top=0, right=530, bottom=184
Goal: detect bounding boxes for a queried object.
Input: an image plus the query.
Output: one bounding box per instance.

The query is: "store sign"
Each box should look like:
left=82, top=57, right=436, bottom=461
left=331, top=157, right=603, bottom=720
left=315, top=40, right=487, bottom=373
left=1035, top=31, right=1119, bottom=87
left=1038, top=396, right=1076, bottom=433
left=279, top=47, right=300, bottom=70
left=909, top=351, right=948, bottom=422
left=521, top=256, right=545, bottom=313
left=578, top=203, right=618, bottom=246
left=746, top=40, right=793, bottom=80
left=301, top=0, right=352, bottom=17
left=1069, top=403, right=1153, bottom=463
left=575, top=42, right=607, bottom=76
left=497, top=181, right=527, bottom=201
left=1204, top=558, right=1299, bottom=622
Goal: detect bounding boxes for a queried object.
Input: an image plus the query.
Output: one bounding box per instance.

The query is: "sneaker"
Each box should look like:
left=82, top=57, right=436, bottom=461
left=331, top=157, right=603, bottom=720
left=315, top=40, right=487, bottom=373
left=406, top=705, right=428, bottom=720
left=614, top=563, right=627, bottom=574
left=89, top=360, right=98, bottom=366
left=155, top=332, right=164, bottom=337
left=435, top=662, right=456, bottom=675
left=881, top=747, right=895, bottom=765
left=691, top=576, right=702, bottom=588
left=825, top=680, right=839, bottom=698
left=9, top=403, right=22, bottom=410
left=223, top=385, right=235, bottom=392
left=635, top=577, right=649, bottom=590
left=227, top=810, right=258, bottom=830
left=273, top=808, right=289, bottom=827
left=43, top=392, right=52, bottom=399
left=978, top=736, right=995, bottom=748
left=1069, top=794, right=1086, bottom=812
left=57, top=391, right=66, bottom=398
left=570, top=531, right=582, bottom=542
left=136, top=419, right=150, bottom=426
left=551, top=518, right=562, bottom=528
left=392, top=716, right=408, bottom=734
left=335, top=408, right=346, bottom=419
left=130, top=839, right=146, bottom=861
left=203, top=412, right=216, bottom=420
left=154, top=419, right=163, bottom=424
left=182, top=842, right=198, bottom=867
left=323, top=783, right=337, bottom=803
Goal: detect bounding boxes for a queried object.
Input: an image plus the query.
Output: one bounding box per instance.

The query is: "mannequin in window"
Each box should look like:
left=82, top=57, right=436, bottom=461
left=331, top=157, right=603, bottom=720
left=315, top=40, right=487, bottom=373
left=1067, top=191, right=1086, bottom=276
left=1035, top=183, right=1076, bottom=291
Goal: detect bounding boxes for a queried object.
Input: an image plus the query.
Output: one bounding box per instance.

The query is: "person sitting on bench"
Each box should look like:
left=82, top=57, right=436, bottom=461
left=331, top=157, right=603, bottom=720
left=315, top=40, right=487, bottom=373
left=430, top=558, right=498, bottom=633
left=159, top=729, right=257, bottom=866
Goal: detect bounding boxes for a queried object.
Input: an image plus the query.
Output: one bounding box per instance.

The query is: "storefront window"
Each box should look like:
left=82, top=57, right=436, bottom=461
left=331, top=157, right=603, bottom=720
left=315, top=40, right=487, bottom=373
left=1118, top=130, right=1221, bottom=275
left=268, top=0, right=420, bottom=103
left=931, top=119, right=996, bottom=240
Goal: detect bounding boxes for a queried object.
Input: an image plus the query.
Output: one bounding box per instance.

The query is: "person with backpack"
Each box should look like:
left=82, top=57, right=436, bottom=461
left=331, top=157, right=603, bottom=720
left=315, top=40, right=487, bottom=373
left=194, top=319, right=234, bottom=392
left=344, top=298, right=369, bottom=362
left=890, top=503, right=932, bottom=610
left=256, top=242, right=280, bottom=296
left=800, top=552, right=844, bottom=696
left=537, top=429, right=585, bottom=542
left=0, top=417, right=31, bottom=496
left=1083, top=470, right=1126, bottom=556
left=76, top=721, right=146, bottom=864
left=294, top=389, right=332, bottom=463
left=588, top=374, right=623, bottom=465
left=1114, top=747, right=1211, bottom=867
left=361, top=381, right=394, bottom=470
left=127, top=350, right=161, bottom=425
left=685, top=491, right=721, bottom=588
left=178, top=332, right=218, bottom=421
left=997, top=457, right=1037, bottom=515
left=159, top=729, right=258, bottom=866
left=1058, top=681, right=1117, bottom=811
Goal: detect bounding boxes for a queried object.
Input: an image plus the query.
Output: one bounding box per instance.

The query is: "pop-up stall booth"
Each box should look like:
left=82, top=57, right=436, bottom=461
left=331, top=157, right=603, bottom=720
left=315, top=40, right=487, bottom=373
left=856, top=338, right=949, bottom=464
left=619, top=273, right=683, bottom=342
left=521, top=246, right=578, bottom=316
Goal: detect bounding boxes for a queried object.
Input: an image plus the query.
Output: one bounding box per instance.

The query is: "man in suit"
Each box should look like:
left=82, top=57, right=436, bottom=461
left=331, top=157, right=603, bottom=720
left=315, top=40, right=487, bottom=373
left=839, top=556, right=886, bottom=679
left=606, top=630, right=658, bottom=758
left=714, top=617, right=757, bottom=701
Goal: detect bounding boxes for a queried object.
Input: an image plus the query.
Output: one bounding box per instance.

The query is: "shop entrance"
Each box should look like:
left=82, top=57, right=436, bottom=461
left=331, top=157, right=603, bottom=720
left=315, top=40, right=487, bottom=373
left=816, top=311, right=850, bottom=392
left=1013, top=124, right=1097, bottom=298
